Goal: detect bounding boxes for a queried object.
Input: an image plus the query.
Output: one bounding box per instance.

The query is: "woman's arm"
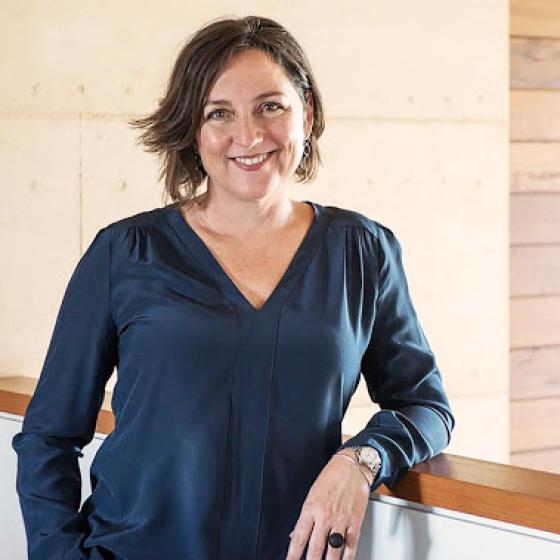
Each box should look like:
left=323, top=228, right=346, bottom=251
left=12, top=225, right=118, bottom=560
left=335, top=224, right=455, bottom=492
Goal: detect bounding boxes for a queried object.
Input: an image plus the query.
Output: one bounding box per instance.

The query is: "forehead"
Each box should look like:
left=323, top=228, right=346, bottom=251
left=207, top=49, right=296, bottom=99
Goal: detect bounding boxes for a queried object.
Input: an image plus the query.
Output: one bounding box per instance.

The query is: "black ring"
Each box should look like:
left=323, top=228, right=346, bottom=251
left=327, top=532, right=345, bottom=548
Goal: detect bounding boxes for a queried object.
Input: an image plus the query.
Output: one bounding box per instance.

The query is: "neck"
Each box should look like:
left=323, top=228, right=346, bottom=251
left=186, top=187, right=299, bottom=241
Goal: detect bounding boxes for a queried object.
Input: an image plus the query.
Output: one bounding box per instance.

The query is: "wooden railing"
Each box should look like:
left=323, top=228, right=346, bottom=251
left=2, top=375, right=559, bottom=535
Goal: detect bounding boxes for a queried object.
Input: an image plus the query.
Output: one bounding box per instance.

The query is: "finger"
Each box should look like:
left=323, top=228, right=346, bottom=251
left=286, top=513, right=314, bottom=560
left=341, top=524, right=361, bottom=560
left=325, top=526, right=347, bottom=560
left=304, top=520, right=330, bottom=560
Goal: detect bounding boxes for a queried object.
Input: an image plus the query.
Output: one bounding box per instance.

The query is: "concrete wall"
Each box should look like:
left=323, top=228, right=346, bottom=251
left=0, top=2, right=510, bottom=463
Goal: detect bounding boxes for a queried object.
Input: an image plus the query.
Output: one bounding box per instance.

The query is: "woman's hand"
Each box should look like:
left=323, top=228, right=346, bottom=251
left=285, top=450, right=372, bottom=560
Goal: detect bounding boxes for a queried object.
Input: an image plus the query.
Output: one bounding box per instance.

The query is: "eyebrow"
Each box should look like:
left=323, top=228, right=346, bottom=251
left=205, top=91, right=284, bottom=107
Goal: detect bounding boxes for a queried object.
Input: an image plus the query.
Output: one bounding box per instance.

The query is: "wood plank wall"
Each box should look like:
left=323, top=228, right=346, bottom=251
left=510, top=0, right=560, bottom=474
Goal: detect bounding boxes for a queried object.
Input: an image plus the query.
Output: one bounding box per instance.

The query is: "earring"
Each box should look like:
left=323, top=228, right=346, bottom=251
left=193, top=148, right=203, bottom=170
left=302, top=137, right=311, bottom=159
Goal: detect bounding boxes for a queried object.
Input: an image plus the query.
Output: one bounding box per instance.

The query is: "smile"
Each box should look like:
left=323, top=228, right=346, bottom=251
left=230, top=150, right=275, bottom=171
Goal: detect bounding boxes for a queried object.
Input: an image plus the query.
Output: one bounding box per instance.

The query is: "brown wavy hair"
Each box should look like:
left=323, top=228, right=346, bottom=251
left=128, top=15, right=325, bottom=207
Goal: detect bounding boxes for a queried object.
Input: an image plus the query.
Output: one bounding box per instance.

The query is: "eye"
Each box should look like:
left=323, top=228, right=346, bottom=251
left=261, top=101, right=284, bottom=113
left=205, top=102, right=284, bottom=121
left=206, top=109, right=229, bottom=120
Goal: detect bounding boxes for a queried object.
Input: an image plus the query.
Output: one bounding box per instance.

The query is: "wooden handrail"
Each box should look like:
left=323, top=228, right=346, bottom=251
left=2, top=375, right=559, bottom=535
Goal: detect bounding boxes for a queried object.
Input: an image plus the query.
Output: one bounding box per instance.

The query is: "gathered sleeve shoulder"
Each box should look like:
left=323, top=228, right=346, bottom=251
left=11, top=225, right=118, bottom=559
left=336, top=222, right=455, bottom=492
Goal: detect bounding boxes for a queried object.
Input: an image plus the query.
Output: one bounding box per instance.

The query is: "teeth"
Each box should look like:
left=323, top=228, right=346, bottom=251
left=234, top=152, right=269, bottom=165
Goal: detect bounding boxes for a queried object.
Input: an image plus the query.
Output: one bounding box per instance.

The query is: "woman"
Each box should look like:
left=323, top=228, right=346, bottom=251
left=12, top=15, right=455, bottom=560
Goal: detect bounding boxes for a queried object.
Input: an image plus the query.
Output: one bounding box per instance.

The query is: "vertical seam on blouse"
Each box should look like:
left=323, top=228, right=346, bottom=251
left=254, top=309, right=283, bottom=557
left=216, top=305, right=242, bottom=559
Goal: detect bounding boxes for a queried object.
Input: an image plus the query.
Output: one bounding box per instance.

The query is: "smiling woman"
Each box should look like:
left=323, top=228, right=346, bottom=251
left=127, top=16, right=325, bottom=206
left=12, top=14, right=455, bottom=560
left=194, top=48, right=314, bottom=200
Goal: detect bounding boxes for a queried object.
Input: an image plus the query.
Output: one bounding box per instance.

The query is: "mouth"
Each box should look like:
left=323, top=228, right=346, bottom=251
left=229, top=150, right=276, bottom=171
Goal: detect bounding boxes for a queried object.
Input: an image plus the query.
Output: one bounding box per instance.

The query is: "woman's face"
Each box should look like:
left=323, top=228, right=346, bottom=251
left=195, top=48, right=313, bottom=202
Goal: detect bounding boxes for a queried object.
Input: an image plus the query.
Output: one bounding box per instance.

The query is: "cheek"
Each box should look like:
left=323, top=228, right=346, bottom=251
left=199, top=129, right=226, bottom=154
left=270, top=120, right=302, bottom=151
left=269, top=111, right=295, bottom=132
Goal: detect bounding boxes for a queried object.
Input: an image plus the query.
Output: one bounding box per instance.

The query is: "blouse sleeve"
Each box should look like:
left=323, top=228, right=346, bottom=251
left=336, top=224, right=455, bottom=492
left=11, top=225, right=118, bottom=560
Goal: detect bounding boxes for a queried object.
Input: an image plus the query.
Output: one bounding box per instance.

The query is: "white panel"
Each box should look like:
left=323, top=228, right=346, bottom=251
left=1, top=413, right=104, bottom=559
left=0, top=415, right=28, bottom=559
left=356, top=495, right=560, bottom=559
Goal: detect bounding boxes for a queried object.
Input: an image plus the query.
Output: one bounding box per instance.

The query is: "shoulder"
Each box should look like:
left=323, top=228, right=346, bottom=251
left=103, top=205, right=173, bottom=235
left=87, top=206, right=177, bottom=263
left=320, top=202, right=398, bottom=245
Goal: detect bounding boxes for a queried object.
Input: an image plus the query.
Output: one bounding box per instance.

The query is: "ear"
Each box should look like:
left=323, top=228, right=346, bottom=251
left=303, top=91, right=314, bottom=138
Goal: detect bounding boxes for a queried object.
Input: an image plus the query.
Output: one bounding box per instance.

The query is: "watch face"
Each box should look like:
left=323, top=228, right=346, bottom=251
left=359, top=446, right=379, bottom=465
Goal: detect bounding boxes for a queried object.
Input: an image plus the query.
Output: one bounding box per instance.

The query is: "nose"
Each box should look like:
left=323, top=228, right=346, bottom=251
left=232, top=113, right=263, bottom=150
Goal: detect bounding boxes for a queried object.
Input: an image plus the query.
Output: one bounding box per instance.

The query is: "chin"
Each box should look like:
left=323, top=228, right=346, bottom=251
left=225, top=174, right=279, bottom=194
left=239, top=183, right=278, bottom=200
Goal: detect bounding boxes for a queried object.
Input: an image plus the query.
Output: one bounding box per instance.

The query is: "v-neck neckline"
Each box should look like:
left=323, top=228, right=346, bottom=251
left=164, top=199, right=330, bottom=314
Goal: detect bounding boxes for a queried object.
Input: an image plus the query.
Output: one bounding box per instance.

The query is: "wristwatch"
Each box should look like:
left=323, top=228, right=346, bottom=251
left=349, top=445, right=381, bottom=486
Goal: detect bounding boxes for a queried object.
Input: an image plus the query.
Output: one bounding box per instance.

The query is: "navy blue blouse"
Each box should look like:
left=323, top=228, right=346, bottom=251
left=12, top=200, right=455, bottom=560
